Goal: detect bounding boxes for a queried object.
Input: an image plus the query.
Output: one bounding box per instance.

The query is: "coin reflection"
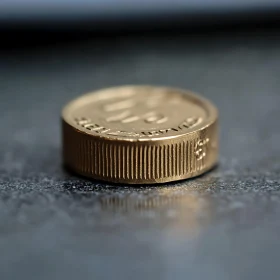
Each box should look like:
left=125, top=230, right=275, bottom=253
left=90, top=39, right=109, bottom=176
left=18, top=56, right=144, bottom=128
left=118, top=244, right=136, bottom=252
left=63, top=174, right=216, bottom=235
left=99, top=187, right=213, bottom=236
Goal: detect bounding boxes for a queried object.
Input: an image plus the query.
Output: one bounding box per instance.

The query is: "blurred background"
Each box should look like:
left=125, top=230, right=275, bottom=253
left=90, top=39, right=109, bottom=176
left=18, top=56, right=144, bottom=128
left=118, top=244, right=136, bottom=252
left=1, top=0, right=280, bottom=51
left=1, top=1, right=280, bottom=280
left=1, top=0, right=280, bottom=33
left=1, top=0, right=280, bottom=26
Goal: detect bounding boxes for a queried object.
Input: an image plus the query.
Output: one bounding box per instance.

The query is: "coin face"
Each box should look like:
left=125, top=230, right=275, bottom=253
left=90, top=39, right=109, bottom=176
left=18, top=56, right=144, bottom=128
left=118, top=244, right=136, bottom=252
left=63, top=86, right=216, bottom=141
left=62, top=86, right=218, bottom=184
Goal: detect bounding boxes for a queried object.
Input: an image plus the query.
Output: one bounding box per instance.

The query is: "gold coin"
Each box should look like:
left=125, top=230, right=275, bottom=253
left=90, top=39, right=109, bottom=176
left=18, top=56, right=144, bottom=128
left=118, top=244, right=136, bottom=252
left=62, top=85, right=218, bottom=184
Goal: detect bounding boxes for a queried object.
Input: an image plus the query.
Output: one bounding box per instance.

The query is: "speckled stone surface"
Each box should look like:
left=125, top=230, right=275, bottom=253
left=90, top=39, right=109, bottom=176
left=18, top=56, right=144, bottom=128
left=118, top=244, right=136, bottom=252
left=0, top=29, right=280, bottom=280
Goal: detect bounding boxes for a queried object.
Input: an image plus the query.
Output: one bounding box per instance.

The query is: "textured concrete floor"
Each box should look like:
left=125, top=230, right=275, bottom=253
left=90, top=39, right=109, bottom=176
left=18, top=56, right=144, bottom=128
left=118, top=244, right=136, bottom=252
left=0, top=29, right=280, bottom=280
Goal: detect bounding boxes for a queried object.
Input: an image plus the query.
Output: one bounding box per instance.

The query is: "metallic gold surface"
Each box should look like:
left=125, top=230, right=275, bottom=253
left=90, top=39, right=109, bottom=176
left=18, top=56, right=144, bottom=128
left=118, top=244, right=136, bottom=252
left=62, top=85, right=218, bottom=184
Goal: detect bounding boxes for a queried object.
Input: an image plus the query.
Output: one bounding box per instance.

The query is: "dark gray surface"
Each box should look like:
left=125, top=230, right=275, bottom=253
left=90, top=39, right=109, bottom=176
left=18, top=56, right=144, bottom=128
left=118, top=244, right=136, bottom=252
left=0, top=30, right=280, bottom=280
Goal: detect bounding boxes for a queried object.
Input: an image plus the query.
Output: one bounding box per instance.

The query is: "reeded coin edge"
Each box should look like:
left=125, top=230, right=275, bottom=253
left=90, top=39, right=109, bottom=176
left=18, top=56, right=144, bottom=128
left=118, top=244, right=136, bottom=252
left=63, top=119, right=218, bottom=184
